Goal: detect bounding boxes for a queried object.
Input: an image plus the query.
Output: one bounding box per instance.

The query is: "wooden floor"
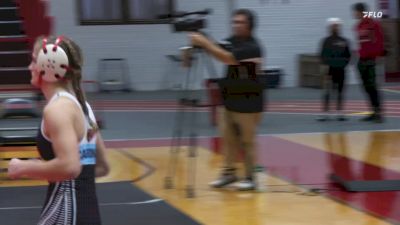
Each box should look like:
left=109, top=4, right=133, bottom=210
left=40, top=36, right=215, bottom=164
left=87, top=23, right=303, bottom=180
left=1, top=131, right=398, bottom=225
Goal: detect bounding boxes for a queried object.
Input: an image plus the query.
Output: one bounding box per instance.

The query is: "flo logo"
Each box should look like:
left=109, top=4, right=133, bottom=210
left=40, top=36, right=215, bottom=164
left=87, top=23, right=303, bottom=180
left=363, top=11, right=383, bottom=18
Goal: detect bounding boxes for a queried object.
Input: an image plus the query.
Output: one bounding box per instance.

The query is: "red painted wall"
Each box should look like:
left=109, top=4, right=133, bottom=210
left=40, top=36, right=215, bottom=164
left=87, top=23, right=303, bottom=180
left=15, top=0, right=53, bottom=48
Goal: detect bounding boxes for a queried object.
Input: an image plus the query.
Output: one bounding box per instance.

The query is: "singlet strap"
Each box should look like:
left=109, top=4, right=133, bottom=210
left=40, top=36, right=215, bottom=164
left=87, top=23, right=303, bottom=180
left=48, top=92, right=83, bottom=111
left=41, top=91, right=90, bottom=144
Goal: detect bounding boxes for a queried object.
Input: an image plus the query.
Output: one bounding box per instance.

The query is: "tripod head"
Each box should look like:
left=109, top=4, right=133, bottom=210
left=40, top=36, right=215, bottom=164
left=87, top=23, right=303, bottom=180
left=176, top=34, right=219, bottom=107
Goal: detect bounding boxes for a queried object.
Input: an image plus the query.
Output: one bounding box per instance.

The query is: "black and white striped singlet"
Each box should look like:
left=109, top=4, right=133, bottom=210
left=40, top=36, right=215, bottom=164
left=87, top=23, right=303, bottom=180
left=36, top=92, right=101, bottom=225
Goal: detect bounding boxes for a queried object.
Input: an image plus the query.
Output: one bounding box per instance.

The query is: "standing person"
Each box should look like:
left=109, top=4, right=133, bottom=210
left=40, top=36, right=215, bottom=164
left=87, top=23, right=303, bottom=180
left=184, top=9, right=264, bottom=191
left=8, top=35, right=110, bottom=225
left=317, top=17, right=351, bottom=121
left=353, top=2, right=385, bottom=123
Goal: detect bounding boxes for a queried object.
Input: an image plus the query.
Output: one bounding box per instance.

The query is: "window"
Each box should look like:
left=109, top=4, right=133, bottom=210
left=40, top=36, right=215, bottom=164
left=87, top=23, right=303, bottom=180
left=78, top=0, right=174, bottom=25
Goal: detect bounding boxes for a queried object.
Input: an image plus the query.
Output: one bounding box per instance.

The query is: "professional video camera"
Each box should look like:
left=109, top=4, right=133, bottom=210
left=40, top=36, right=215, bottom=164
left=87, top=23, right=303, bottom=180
left=170, top=9, right=212, bottom=32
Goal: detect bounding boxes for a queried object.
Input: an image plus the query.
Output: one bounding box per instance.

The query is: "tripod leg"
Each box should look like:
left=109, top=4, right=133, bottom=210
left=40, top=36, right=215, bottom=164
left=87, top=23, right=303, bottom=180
left=186, top=110, right=198, bottom=198
left=165, top=104, right=186, bottom=189
left=165, top=55, right=198, bottom=190
left=165, top=48, right=205, bottom=193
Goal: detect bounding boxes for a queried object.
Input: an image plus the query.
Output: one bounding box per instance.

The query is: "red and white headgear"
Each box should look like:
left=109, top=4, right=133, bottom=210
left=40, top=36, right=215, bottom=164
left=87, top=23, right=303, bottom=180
left=36, top=36, right=70, bottom=82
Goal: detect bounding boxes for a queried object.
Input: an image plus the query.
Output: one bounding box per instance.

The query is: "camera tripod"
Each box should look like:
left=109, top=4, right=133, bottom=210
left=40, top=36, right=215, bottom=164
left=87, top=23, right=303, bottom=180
left=164, top=46, right=218, bottom=198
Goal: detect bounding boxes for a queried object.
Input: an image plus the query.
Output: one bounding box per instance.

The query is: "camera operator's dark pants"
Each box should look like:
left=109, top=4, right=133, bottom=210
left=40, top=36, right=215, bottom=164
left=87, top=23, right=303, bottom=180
left=323, top=67, right=345, bottom=112
left=357, top=59, right=381, bottom=113
left=218, top=107, right=262, bottom=180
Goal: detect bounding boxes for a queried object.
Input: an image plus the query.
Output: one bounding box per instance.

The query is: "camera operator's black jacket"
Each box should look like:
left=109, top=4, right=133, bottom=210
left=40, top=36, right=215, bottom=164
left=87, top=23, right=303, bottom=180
left=320, top=34, right=351, bottom=68
left=217, top=36, right=264, bottom=113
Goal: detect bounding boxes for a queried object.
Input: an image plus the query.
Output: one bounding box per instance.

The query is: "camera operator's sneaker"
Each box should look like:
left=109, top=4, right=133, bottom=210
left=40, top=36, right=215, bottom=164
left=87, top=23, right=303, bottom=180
left=209, top=173, right=238, bottom=188
left=234, top=179, right=256, bottom=191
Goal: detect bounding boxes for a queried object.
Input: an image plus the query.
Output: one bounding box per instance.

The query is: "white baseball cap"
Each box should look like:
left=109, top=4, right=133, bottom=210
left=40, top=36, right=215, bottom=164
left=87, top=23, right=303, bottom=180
left=326, top=17, right=343, bottom=26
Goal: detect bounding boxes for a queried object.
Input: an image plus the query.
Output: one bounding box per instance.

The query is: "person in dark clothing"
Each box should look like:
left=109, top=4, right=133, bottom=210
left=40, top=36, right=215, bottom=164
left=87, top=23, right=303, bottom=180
left=353, top=2, right=385, bottom=123
left=184, top=9, right=264, bottom=191
left=318, top=17, right=351, bottom=121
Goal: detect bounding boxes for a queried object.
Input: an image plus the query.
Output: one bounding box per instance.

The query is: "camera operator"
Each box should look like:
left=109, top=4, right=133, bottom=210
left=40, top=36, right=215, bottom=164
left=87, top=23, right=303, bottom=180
left=184, top=9, right=264, bottom=191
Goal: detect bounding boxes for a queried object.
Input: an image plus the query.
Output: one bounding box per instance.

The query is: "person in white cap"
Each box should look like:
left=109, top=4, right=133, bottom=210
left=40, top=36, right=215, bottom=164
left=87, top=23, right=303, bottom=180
left=317, top=17, right=352, bottom=121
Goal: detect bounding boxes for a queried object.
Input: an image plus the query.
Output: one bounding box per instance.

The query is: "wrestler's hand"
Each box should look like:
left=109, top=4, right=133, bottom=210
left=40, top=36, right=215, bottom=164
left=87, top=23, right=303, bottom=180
left=8, top=158, right=25, bottom=179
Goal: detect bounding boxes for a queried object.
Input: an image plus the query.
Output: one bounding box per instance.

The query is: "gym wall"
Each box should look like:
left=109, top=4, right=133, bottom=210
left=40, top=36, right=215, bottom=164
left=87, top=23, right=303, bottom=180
left=49, top=0, right=378, bottom=90
left=48, top=0, right=230, bottom=91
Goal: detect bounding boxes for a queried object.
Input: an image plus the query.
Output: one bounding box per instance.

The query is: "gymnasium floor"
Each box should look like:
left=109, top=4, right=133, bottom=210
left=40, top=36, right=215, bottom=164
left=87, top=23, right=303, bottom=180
left=1, top=84, right=400, bottom=225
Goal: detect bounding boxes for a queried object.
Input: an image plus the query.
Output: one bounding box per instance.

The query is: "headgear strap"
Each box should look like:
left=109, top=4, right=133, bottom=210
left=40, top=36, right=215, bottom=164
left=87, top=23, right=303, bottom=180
left=42, top=38, right=48, bottom=54
left=53, top=36, right=64, bottom=52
